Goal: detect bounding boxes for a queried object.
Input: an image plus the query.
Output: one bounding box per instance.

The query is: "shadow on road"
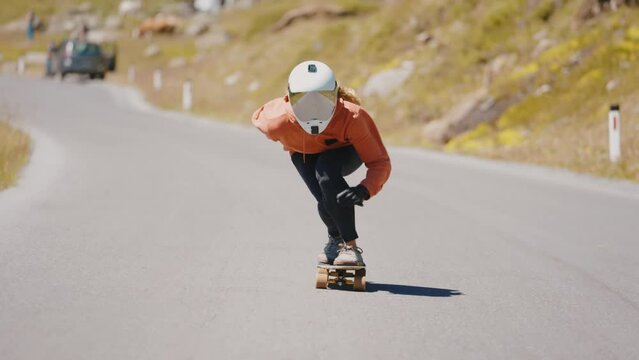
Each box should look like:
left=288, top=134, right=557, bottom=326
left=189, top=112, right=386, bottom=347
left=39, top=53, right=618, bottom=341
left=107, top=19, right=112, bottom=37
left=366, top=282, right=463, bottom=297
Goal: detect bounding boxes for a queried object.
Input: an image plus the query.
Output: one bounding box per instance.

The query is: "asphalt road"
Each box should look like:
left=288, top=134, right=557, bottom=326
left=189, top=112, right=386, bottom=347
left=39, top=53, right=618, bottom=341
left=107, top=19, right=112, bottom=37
left=1, top=75, right=639, bottom=359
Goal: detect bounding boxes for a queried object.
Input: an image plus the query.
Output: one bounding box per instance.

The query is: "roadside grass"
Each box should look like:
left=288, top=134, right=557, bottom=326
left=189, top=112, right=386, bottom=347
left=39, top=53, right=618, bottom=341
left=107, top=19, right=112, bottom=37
left=0, top=31, right=54, bottom=62
left=0, top=121, right=31, bottom=190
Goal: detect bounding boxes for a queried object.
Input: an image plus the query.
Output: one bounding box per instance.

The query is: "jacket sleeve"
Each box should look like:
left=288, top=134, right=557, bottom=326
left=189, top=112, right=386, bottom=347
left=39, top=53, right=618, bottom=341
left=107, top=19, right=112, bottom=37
left=251, top=105, right=278, bottom=141
left=346, top=108, right=391, bottom=198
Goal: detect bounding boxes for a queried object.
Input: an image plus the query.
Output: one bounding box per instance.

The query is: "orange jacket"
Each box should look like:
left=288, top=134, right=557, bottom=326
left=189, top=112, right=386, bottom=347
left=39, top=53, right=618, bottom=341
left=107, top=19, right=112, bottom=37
left=251, top=96, right=391, bottom=197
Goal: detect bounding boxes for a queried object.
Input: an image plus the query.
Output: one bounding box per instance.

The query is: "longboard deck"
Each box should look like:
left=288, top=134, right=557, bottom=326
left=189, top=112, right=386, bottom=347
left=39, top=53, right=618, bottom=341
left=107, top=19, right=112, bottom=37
left=317, top=264, right=366, bottom=270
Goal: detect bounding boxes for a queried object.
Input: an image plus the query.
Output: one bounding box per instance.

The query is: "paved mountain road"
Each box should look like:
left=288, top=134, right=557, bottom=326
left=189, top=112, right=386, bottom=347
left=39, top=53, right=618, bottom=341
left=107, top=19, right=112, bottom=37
left=1, top=76, right=639, bottom=359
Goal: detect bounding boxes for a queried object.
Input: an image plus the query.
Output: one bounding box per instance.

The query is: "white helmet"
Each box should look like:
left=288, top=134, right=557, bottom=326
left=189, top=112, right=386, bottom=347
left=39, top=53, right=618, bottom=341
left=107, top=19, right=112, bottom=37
left=287, top=60, right=338, bottom=135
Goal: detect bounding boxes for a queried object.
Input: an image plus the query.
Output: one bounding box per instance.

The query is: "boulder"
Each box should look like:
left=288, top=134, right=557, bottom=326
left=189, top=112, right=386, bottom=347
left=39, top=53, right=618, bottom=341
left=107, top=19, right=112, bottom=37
left=168, top=57, right=187, bottom=68
left=415, top=32, right=432, bottom=44
left=225, top=72, right=241, bottom=86
left=138, top=15, right=180, bottom=35
left=194, top=0, right=219, bottom=12
left=230, top=0, right=259, bottom=10
left=534, top=84, right=552, bottom=96
left=0, top=19, right=24, bottom=33
left=160, top=2, right=195, bottom=17
left=272, top=4, right=355, bottom=32
left=195, top=31, right=231, bottom=49
left=144, top=44, right=161, bottom=57
left=574, top=0, right=639, bottom=28
left=185, top=20, right=210, bottom=36
left=533, top=30, right=548, bottom=42
left=46, top=11, right=98, bottom=34
left=195, top=0, right=257, bottom=13
left=191, top=53, right=207, bottom=64
left=489, top=53, right=517, bottom=74
left=0, top=15, right=44, bottom=33
left=422, top=90, right=519, bottom=144
left=64, top=19, right=77, bottom=32
left=87, top=30, right=120, bottom=43
left=422, top=89, right=487, bottom=144
left=248, top=80, right=260, bottom=92
left=361, top=61, right=415, bottom=98
left=79, top=14, right=101, bottom=29
left=46, top=14, right=67, bottom=33
left=421, top=120, right=451, bottom=145
left=104, top=15, right=123, bottom=30
left=483, top=53, right=517, bottom=86
left=119, top=0, right=142, bottom=16
left=532, top=38, right=555, bottom=57
left=23, top=51, right=48, bottom=65
left=568, top=51, right=584, bottom=66
left=450, top=20, right=466, bottom=34
left=69, top=2, right=94, bottom=15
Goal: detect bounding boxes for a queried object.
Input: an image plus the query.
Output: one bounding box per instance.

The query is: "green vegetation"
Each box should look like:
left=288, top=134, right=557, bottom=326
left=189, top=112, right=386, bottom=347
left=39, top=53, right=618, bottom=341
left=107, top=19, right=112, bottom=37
left=0, top=121, right=31, bottom=190
left=446, top=5, right=639, bottom=180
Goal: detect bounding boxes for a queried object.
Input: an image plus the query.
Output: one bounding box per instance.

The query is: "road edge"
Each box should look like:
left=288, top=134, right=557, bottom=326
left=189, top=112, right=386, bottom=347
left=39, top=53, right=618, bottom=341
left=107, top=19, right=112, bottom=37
left=0, top=125, right=66, bottom=214
left=101, top=80, right=639, bottom=201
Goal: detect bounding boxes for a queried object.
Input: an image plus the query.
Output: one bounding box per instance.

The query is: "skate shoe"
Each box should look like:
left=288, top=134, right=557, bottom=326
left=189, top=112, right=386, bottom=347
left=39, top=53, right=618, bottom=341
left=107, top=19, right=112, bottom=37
left=317, top=235, right=344, bottom=265
left=333, top=246, right=365, bottom=266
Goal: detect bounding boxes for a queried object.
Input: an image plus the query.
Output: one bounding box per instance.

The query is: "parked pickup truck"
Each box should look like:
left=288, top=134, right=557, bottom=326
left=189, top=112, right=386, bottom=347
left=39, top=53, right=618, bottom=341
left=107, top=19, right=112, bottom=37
left=45, top=39, right=116, bottom=80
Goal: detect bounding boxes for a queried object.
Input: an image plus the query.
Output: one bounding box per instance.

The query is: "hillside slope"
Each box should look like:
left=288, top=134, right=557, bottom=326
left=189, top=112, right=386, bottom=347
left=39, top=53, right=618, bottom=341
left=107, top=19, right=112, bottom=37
left=2, top=0, right=638, bottom=180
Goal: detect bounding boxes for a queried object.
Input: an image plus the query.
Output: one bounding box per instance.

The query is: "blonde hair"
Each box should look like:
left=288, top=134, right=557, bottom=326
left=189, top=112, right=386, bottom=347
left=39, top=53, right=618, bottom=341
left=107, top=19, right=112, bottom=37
left=337, top=86, right=362, bottom=105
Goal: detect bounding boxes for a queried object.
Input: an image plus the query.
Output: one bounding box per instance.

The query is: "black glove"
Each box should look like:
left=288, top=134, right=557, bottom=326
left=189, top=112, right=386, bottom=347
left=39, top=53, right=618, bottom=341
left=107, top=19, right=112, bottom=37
left=337, top=185, right=370, bottom=207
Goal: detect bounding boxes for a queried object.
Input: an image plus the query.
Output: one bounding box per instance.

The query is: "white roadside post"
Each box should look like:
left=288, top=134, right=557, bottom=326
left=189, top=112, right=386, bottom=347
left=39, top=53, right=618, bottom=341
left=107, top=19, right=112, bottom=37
left=183, top=79, right=193, bottom=111
left=17, top=57, right=26, bottom=75
left=153, top=68, right=162, bottom=91
left=608, top=104, right=621, bottom=163
left=128, top=65, right=136, bottom=83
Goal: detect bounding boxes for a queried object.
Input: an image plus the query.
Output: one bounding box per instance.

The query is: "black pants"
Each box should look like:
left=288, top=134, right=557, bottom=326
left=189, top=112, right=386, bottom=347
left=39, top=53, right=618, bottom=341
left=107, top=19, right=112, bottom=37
left=291, top=146, right=363, bottom=242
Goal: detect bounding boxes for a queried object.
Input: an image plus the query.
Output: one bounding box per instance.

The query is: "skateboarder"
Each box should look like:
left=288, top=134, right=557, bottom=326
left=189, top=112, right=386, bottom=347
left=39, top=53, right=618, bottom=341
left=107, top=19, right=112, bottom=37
left=251, top=60, right=391, bottom=266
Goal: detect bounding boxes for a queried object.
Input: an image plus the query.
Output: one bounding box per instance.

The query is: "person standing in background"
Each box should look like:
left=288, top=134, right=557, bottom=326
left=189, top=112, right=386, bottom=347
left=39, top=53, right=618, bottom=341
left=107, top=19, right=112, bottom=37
left=25, top=10, right=35, bottom=41
left=79, top=23, right=90, bottom=42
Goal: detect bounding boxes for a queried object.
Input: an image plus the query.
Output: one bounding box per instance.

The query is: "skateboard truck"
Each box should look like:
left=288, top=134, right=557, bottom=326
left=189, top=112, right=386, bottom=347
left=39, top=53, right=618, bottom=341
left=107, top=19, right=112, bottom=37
left=315, top=265, right=366, bottom=291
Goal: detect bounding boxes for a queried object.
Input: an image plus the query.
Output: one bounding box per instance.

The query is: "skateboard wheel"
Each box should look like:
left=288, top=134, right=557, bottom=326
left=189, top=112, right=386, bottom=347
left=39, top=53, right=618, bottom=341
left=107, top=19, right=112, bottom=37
left=315, top=268, right=329, bottom=289
left=353, top=269, right=366, bottom=292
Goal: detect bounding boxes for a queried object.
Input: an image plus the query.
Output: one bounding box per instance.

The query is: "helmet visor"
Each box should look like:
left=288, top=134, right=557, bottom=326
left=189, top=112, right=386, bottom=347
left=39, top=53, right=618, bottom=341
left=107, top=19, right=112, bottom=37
left=288, top=87, right=338, bottom=124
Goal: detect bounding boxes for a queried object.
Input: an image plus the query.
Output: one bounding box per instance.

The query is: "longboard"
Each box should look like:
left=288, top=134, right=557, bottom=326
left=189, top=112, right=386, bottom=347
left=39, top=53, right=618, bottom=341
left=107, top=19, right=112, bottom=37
left=315, top=264, right=366, bottom=291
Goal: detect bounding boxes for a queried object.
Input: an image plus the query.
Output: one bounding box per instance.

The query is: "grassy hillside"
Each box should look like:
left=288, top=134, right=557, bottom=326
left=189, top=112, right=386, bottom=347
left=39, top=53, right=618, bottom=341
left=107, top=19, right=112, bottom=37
left=1, top=0, right=638, bottom=181
left=0, top=121, right=31, bottom=190
left=0, top=0, right=171, bottom=24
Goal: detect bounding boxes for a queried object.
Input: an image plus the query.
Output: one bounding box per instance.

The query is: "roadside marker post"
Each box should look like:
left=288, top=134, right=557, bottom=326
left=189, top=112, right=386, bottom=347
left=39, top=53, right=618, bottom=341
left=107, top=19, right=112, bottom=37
left=128, top=65, right=136, bottom=83
left=17, top=57, right=26, bottom=75
left=153, top=69, right=162, bottom=91
left=608, top=104, right=621, bottom=163
left=183, top=79, right=193, bottom=111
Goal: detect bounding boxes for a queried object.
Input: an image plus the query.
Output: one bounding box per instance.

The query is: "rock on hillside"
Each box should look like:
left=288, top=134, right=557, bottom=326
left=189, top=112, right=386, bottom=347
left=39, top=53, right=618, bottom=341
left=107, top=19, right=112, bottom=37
left=422, top=91, right=518, bottom=145
left=361, top=61, right=415, bottom=98
left=271, top=4, right=356, bottom=31
left=119, top=0, right=142, bottom=15
left=577, top=0, right=639, bottom=21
